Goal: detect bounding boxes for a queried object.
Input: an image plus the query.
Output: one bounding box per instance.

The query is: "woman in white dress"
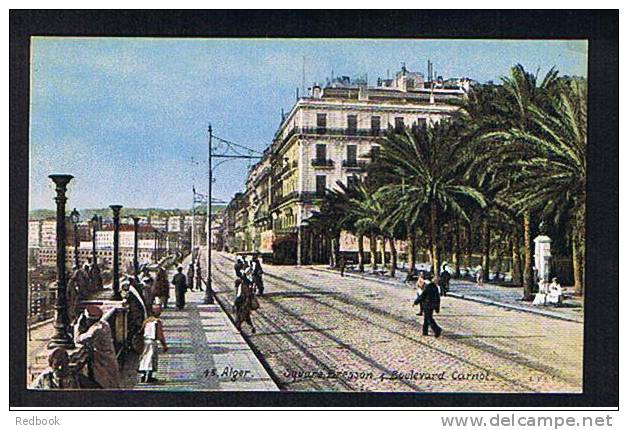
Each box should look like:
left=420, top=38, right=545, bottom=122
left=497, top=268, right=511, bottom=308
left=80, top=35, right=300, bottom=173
left=547, top=277, right=563, bottom=307
left=138, top=303, right=168, bottom=383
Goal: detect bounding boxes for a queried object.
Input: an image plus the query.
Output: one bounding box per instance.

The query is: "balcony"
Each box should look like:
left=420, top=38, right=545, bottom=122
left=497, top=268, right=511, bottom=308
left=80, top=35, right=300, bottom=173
left=341, top=159, right=369, bottom=171
left=311, top=158, right=334, bottom=168
left=275, top=126, right=382, bottom=147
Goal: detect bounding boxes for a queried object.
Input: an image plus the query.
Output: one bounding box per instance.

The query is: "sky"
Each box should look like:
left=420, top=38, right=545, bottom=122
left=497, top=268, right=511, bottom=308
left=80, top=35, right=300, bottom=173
left=29, top=38, right=588, bottom=210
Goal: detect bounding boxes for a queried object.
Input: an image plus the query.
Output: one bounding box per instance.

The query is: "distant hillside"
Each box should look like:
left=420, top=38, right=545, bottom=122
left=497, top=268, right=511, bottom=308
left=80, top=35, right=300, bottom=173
left=29, top=205, right=226, bottom=220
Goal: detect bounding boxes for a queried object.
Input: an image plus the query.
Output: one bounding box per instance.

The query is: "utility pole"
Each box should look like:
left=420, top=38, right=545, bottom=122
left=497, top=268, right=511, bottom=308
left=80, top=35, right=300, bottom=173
left=204, top=124, right=215, bottom=304
left=191, top=186, right=196, bottom=261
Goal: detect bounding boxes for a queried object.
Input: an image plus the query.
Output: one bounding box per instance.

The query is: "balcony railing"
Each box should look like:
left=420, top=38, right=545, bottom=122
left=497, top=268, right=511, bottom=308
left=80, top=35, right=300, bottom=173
left=311, top=158, right=334, bottom=168
left=272, top=191, right=326, bottom=208
left=276, top=126, right=382, bottom=147
left=341, top=159, right=369, bottom=170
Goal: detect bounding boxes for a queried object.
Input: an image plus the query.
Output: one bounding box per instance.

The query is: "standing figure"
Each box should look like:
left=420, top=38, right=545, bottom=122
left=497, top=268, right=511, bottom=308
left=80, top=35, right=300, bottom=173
left=186, top=263, right=195, bottom=292
left=66, top=268, right=80, bottom=322
left=234, top=256, right=245, bottom=279
left=74, top=305, right=121, bottom=388
left=90, top=259, right=103, bottom=290
left=233, top=267, right=256, bottom=333
left=415, top=273, right=426, bottom=316
left=475, top=265, right=484, bottom=287
left=195, top=260, right=203, bottom=291
left=439, top=264, right=451, bottom=296
left=339, top=254, right=347, bottom=277
left=171, top=266, right=188, bottom=310
left=414, top=277, right=442, bottom=337
left=142, top=276, right=155, bottom=311
left=251, top=254, right=265, bottom=296
left=153, top=267, right=170, bottom=309
left=138, top=303, right=168, bottom=383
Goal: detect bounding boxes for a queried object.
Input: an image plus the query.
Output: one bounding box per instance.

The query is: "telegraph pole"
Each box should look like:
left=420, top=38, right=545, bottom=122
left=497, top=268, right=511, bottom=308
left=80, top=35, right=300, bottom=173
left=204, top=125, right=215, bottom=304
left=191, top=186, right=196, bottom=261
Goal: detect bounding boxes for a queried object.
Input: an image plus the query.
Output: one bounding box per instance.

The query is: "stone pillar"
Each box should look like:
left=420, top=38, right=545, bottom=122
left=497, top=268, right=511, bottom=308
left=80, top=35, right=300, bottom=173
left=132, top=216, right=140, bottom=279
left=110, top=205, right=123, bottom=300
left=47, top=174, right=74, bottom=349
left=534, top=234, right=552, bottom=284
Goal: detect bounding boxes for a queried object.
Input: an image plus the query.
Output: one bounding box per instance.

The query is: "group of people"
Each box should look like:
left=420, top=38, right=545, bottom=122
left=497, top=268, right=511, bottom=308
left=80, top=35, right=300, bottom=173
left=232, top=254, right=265, bottom=333
left=67, top=259, right=104, bottom=321
left=532, top=277, right=563, bottom=307
left=32, top=304, right=121, bottom=389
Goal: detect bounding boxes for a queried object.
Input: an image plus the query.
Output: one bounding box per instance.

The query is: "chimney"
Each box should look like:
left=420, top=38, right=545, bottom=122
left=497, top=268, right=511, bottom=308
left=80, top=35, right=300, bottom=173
left=358, top=82, right=369, bottom=101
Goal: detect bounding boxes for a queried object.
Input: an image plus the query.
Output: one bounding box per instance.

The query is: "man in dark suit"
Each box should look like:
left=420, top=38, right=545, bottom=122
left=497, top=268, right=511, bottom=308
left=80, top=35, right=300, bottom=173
left=414, top=277, right=442, bottom=337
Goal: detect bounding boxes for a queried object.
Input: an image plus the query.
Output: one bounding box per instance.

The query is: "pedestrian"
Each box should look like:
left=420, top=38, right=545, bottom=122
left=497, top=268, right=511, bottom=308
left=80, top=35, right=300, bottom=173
left=142, top=275, right=155, bottom=311
left=74, top=305, right=121, bottom=388
left=233, top=267, right=257, bottom=333
left=138, top=303, right=168, bottom=383
left=90, top=259, right=103, bottom=291
left=234, top=256, right=245, bottom=279
left=439, top=263, right=451, bottom=296
left=31, top=347, right=95, bottom=389
left=339, top=254, right=346, bottom=277
left=195, top=260, right=203, bottom=291
left=153, top=267, right=170, bottom=309
left=414, top=277, right=442, bottom=337
left=415, top=272, right=426, bottom=316
left=475, top=265, right=484, bottom=286
left=172, top=266, right=188, bottom=310
left=186, top=263, right=195, bottom=292
left=251, top=254, right=265, bottom=296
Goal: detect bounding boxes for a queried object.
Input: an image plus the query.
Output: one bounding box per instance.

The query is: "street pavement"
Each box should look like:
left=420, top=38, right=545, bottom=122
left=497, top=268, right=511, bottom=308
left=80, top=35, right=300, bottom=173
left=135, top=262, right=278, bottom=391
left=205, top=250, right=583, bottom=393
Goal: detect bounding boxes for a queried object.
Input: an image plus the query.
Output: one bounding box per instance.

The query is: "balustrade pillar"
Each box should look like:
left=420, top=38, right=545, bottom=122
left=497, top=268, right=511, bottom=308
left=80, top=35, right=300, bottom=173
left=110, top=205, right=123, bottom=300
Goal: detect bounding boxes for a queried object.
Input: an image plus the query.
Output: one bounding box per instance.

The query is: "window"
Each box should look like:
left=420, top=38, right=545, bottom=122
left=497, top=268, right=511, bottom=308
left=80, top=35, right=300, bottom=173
left=416, top=117, right=427, bottom=128
left=316, top=175, right=326, bottom=195
left=347, top=114, right=358, bottom=135
left=394, top=117, right=405, bottom=133
left=347, top=175, right=359, bottom=188
left=315, top=144, right=327, bottom=161
left=316, top=113, right=327, bottom=134
left=371, top=116, right=381, bottom=135
left=346, top=145, right=357, bottom=165
left=371, top=145, right=380, bottom=159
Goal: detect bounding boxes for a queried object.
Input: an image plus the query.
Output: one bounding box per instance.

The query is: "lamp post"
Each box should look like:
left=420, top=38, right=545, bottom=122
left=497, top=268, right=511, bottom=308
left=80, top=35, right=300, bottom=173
left=110, top=205, right=123, bottom=300
left=91, top=214, right=99, bottom=267
left=70, top=208, right=80, bottom=269
left=132, top=216, right=140, bottom=279
left=47, top=174, right=74, bottom=349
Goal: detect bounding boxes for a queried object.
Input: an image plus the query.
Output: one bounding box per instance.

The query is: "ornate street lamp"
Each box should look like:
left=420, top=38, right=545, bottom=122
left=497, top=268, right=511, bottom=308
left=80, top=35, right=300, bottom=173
left=110, top=205, right=123, bottom=300
left=47, top=174, right=75, bottom=349
left=132, top=216, right=140, bottom=279
left=70, top=208, right=80, bottom=269
left=91, top=214, right=99, bottom=267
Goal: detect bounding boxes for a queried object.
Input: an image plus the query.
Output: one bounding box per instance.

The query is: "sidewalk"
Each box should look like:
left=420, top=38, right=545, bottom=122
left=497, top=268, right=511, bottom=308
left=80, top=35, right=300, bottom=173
left=137, top=289, right=278, bottom=391
left=310, top=265, right=583, bottom=323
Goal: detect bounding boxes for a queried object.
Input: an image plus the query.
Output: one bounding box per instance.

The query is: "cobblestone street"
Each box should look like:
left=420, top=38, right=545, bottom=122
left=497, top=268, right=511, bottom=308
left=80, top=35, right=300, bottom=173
left=208, top=251, right=583, bottom=393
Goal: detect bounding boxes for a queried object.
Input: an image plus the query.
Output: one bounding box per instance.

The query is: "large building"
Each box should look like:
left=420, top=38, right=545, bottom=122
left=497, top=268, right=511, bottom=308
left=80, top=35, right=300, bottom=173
left=225, top=65, right=469, bottom=263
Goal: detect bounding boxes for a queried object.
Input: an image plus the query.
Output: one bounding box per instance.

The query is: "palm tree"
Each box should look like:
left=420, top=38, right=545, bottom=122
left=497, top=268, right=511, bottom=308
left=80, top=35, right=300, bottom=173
left=378, top=120, right=487, bottom=277
left=468, top=65, right=561, bottom=299
left=495, top=78, right=587, bottom=295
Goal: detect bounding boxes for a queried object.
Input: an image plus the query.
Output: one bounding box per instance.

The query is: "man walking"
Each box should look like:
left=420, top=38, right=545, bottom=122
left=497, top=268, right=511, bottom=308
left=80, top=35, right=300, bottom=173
left=251, top=254, right=265, bottom=296
left=171, top=266, right=188, bottom=310
left=414, top=276, right=442, bottom=338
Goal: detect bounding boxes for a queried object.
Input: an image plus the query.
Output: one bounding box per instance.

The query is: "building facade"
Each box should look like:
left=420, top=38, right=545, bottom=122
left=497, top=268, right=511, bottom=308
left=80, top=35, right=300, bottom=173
left=225, top=66, right=467, bottom=263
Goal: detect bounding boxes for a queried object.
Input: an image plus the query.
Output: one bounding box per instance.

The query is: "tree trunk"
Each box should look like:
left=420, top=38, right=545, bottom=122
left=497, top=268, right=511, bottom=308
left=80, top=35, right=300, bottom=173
left=333, top=232, right=341, bottom=268
left=380, top=237, right=387, bottom=268
left=522, top=211, right=534, bottom=300
left=369, top=232, right=378, bottom=272
left=329, top=235, right=336, bottom=268
left=430, top=201, right=440, bottom=277
left=511, top=229, right=522, bottom=286
left=572, top=231, right=584, bottom=296
left=357, top=234, right=365, bottom=272
left=408, top=232, right=416, bottom=274
left=389, top=237, right=397, bottom=277
left=481, top=218, right=491, bottom=283
left=452, top=222, right=461, bottom=277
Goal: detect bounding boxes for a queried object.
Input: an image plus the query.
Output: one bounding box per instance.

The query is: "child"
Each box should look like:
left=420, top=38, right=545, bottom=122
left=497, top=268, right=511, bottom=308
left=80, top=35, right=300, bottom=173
left=138, top=302, right=168, bottom=383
